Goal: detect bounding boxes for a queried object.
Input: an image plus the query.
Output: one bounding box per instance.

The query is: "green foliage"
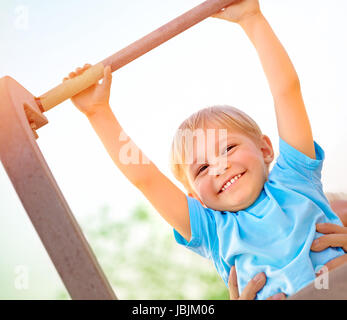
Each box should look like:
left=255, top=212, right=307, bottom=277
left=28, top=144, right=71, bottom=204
left=55, top=203, right=228, bottom=300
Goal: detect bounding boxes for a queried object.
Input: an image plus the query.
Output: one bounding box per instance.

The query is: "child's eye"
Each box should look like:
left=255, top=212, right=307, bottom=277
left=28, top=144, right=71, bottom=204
left=197, top=165, right=208, bottom=176
left=223, top=145, right=235, bottom=154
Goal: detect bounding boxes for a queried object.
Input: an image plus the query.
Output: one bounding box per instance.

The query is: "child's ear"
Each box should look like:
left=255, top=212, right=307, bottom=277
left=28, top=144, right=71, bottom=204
left=260, top=135, right=274, bottom=165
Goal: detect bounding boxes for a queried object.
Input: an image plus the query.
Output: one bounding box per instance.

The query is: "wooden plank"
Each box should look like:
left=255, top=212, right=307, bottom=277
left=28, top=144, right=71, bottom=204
left=0, top=76, right=117, bottom=300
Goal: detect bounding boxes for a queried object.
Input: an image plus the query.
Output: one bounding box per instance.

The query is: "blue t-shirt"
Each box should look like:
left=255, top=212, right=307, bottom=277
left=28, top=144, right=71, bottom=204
left=173, top=138, right=345, bottom=299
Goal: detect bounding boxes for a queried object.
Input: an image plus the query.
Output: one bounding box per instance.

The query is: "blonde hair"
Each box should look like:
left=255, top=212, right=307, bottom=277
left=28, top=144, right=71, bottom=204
left=169, top=105, right=263, bottom=192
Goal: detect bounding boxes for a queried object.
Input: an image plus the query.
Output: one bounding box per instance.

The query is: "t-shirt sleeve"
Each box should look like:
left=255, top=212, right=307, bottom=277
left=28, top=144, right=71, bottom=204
left=273, top=137, right=325, bottom=185
left=173, top=195, right=217, bottom=260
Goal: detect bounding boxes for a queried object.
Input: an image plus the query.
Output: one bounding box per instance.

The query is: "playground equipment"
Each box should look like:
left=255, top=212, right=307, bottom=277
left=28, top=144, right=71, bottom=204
left=1, top=0, right=347, bottom=299
left=0, top=0, right=239, bottom=300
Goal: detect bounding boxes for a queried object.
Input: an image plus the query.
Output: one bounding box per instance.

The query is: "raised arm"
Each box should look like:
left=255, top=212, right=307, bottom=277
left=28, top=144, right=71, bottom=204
left=213, top=0, right=316, bottom=159
left=64, top=65, right=191, bottom=241
left=88, top=107, right=191, bottom=241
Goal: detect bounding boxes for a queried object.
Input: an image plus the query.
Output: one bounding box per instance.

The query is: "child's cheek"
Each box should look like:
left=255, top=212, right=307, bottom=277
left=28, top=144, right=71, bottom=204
left=234, top=149, right=256, bottom=165
left=197, top=178, right=210, bottom=198
left=228, top=153, right=243, bottom=169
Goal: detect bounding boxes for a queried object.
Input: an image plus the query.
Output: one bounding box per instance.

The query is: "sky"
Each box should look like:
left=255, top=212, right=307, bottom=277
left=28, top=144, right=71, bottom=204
left=1, top=0, right=347, bottom=298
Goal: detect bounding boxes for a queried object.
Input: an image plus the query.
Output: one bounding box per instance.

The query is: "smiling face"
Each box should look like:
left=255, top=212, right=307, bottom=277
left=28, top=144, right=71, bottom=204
left=185, top=124, right=274, bottom=212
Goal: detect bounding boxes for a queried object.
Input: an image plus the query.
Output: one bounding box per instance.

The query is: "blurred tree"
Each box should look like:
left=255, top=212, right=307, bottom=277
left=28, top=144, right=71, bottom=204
left=55, top=202, right=228, bottom=300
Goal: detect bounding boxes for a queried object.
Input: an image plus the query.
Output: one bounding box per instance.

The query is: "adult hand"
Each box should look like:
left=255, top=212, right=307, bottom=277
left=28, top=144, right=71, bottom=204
left=228, top=266, right=286, bottom=300
left=227, top=199, right=347, bottom=299
left=311, top=223, right=347, bottom=272
left=330, top=199, right=347, bottom=227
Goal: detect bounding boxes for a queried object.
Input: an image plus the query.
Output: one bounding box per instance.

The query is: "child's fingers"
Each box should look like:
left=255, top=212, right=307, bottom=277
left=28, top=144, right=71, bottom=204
left=75, top=63, right=92, bottom=76
left=101, top=65, right=112, bottom=88
left=104, top=65, right=112, bottom=75
left=69, top=71, right=77, bottom=78
left=211, top=9, right=224, bottom=18
left=211, top=11, right=229, bottom=20
left=75, top=67, right=83, bottom=75
left=62, top=63, right=94, bottom=83
left=82, top=63, right=92, bottom=71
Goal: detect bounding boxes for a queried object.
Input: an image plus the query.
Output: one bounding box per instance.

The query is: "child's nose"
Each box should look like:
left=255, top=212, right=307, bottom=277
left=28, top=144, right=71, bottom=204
left=215, top=166, right=227, bottom=176
left=210, top=160, right=230, bottom=176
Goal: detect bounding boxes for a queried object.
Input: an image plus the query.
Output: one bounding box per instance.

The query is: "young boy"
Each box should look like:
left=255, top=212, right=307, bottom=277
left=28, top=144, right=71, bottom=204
left=65, top=0, right=346, bottom=299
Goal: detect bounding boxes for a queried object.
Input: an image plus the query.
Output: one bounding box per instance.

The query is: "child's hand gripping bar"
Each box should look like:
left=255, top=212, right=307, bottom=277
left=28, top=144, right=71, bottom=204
left=36, top=0, right=237, bottom=112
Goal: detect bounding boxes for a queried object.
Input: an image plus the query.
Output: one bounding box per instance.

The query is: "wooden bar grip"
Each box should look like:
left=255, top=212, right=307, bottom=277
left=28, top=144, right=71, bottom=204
left=38, top=63, right=104, bottom=112
left=38, top=0, right=237, bottom=112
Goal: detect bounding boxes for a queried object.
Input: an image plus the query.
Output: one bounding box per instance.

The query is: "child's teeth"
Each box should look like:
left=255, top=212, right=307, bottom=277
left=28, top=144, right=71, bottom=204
left=221, top=173, right=242, bottom=192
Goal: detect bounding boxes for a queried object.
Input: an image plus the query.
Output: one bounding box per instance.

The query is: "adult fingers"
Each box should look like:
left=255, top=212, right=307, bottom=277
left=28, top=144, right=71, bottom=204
left=239, top=272, right=266, bottom=300
left=323, top=254, right=347, bottom=273
left=316, top=223, right=347, bottom=235
left=267, top=293, right=286, bottom=300
left=311, top=234, right=347, bottom=252
left=228, top=266, right=240, bottom=300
